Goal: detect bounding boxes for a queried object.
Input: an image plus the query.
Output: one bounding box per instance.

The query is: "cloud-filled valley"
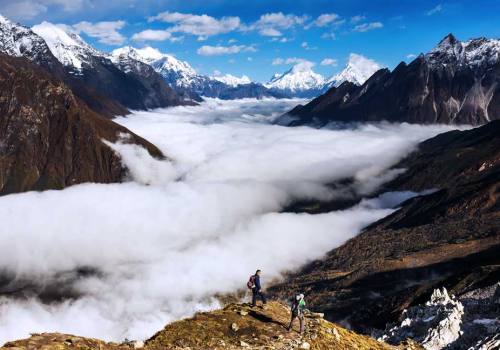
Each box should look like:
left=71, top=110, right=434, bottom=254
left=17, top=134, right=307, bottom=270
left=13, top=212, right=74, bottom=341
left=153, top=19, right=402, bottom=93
left=0, top=98, right=458, bottom=344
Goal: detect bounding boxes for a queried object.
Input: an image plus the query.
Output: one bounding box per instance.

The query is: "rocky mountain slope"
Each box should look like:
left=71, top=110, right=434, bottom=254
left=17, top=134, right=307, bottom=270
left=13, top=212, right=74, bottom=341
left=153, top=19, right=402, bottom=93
left=0, top=301, right=421, bottom=350
left=269, top=120, right=500, bottom=338
left=31, top=21, right=185, bottom=110
left=0, top=54, right=163, bottom=195
left=278, top=34, right=500, bottom=126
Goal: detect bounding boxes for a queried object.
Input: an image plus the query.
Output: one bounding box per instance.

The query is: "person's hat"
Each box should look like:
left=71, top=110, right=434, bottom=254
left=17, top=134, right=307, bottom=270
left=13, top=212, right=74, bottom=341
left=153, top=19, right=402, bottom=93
left=296, top=293, right=304, bottom=300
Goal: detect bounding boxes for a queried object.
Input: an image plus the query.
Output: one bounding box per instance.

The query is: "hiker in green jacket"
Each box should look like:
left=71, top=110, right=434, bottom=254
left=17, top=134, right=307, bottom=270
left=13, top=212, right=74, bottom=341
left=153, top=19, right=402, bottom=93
left=287, top=293, right=306, bottom=333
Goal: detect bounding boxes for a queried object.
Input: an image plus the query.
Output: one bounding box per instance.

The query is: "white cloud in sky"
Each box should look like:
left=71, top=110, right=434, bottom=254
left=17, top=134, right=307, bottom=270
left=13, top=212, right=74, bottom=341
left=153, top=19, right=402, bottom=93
left=1, top=0, right=84, bottom=20
left=73, top=20, right=126, bottom=45
left=321, top=32, right=336, bottom=40
left=259, top=27, right=283, bottom=37
left=301, top=41, right=317, bottom=50
left=407, top=53, right=416, bottom=59
left=427, top=4, right=443, bottom=16
left=353, top=21, right=383, bottom=32
left=313, top=13, right=343, bottom=27
left=350, top=15, right=366, bottom=24
left=270, top=37, right=293, bottom=43
left=321, top=58, right=338, bottom=66
left=131, top=29, right=171, bottom=41
left=197, top=44, right=256, bottom=56
left=131, top=29, right=182, bottom=42
left=148, top=11, right=241, bottom=38
left=249, top=12, right=308, bottom=37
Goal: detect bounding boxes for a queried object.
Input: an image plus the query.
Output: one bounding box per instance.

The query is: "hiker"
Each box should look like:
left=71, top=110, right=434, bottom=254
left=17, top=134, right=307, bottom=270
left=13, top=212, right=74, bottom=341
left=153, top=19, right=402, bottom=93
left=288, top=293, right=306, bottom=333
left=247, top=269, right=267, bottom=307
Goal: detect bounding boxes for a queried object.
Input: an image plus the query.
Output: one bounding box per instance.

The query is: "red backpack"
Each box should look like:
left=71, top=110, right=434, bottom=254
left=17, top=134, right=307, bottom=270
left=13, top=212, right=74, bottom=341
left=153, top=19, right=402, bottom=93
left=247, top=275, right=256, bottom=289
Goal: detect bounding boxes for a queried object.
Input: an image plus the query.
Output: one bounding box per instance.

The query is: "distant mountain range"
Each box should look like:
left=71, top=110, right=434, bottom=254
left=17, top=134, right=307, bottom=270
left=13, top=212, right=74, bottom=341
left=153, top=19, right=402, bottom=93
left=277, top=34, right=500, bottom=126
left=110, top=45, right=378, bottom=100
left=264, top=54, right=381, bottom=98
left=0, top=14, right=384, bottom=105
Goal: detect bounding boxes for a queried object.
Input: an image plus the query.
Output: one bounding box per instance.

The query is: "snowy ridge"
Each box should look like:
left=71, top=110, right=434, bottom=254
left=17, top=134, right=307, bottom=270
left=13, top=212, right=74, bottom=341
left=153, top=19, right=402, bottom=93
left=32, top=21, right=104, bottom=71
left=0, top=14, right=52, bottom=62
left=111, top=46, right=164, bottom=64
left=325, top=53, right=381, bottom=87
left=425, top=34, right=500, bottom=68
left=265, top=61, right=325, bottom=94
left=266, top=54, right=382, bottom=97
left=112, top=46, right=199, bottom=88
left=212, top=73, right=251, bottom=86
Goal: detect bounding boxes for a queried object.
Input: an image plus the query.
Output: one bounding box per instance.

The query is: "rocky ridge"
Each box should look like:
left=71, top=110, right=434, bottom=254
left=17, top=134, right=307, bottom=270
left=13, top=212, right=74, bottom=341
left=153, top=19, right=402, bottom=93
left=0, top=301, right=421, bottom=350
left=278, top=34, right=500, bottom=126
left=381, top=285, right=500, bottom=350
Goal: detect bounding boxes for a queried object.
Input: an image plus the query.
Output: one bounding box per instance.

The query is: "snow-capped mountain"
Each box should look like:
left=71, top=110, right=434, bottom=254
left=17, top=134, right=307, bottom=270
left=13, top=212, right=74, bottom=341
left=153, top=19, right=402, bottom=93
left=325, top=53, right=381, bottom=88
left=211, top=73, right=251, bottom=87
left=112, top=46, right=198, bottom=88
left=266, top=55, right=382, bottom=98
left=265, top=61, right=326, bottom=98
left=32, top=21, right=103, bottom=72
left=279, top=33, right=500, bottom=126
left=426, top=33, right=500, bottom=69
left=112, top=46, right=164, bottom=64
left=0, top=14, right=60, bottom=68
left=28, top=19, right=184, bottom=109
left=112, top=45, right=281, bottom=100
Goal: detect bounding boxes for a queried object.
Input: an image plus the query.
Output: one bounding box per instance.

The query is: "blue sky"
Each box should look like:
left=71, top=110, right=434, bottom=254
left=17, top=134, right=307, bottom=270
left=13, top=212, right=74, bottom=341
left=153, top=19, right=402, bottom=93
left=2, top=0, right=500, bottom=82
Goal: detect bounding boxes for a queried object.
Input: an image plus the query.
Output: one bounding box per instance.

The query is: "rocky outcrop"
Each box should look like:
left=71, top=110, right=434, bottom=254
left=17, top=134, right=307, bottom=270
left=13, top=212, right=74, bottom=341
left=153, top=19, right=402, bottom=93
left=268, top=121, right=500, bottom=335
left=381, top=284, right=500, bottom=350
left=381, top=288, right=464, bottom=349
left=278, top=34, right=500, bottom=126
left=1, top=301, right=421, bottom=350
left=0, top=54, right=164, bottom=195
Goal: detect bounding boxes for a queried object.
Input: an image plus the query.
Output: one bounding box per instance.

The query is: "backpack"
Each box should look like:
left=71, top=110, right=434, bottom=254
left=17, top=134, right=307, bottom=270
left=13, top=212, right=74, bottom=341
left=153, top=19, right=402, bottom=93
left=247, top=275, right=256, bottom=289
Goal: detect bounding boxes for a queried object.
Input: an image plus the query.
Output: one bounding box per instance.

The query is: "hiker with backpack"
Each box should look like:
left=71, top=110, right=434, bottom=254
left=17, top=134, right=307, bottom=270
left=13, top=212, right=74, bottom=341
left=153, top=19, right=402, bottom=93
left=247, top=269, right=267, bottom=307
left=288, top=293, right=306, bottom=333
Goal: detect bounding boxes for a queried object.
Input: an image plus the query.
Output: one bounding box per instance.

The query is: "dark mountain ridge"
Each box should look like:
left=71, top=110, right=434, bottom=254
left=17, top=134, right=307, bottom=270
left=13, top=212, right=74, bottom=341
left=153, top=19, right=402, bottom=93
left=277, top=34, right=500, bottom=126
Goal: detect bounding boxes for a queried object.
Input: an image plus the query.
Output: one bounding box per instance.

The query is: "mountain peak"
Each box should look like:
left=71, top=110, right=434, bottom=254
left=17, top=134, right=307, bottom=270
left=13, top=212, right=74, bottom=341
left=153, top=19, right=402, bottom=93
left=0, top=14, right=10, bottom=24
left=265, top=61, right=325, bottom=94
left=0, top=14, right=53, bottom=63
left=439, top=33, right=459, bottom=46
left=427, top=34, right=500, bottom=68
left=212, top=73, right=252, bottom=86
left=326, top=53, right=381, bottom=87
left=112, top=46, right=164, bottom=64
left=32, top=21, right=101, bottom=70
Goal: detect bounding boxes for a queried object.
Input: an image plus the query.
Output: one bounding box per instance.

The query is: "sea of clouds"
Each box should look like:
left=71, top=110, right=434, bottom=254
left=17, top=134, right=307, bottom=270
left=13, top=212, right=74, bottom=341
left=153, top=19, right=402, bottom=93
left=0, top=98, right=458, bottom=344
